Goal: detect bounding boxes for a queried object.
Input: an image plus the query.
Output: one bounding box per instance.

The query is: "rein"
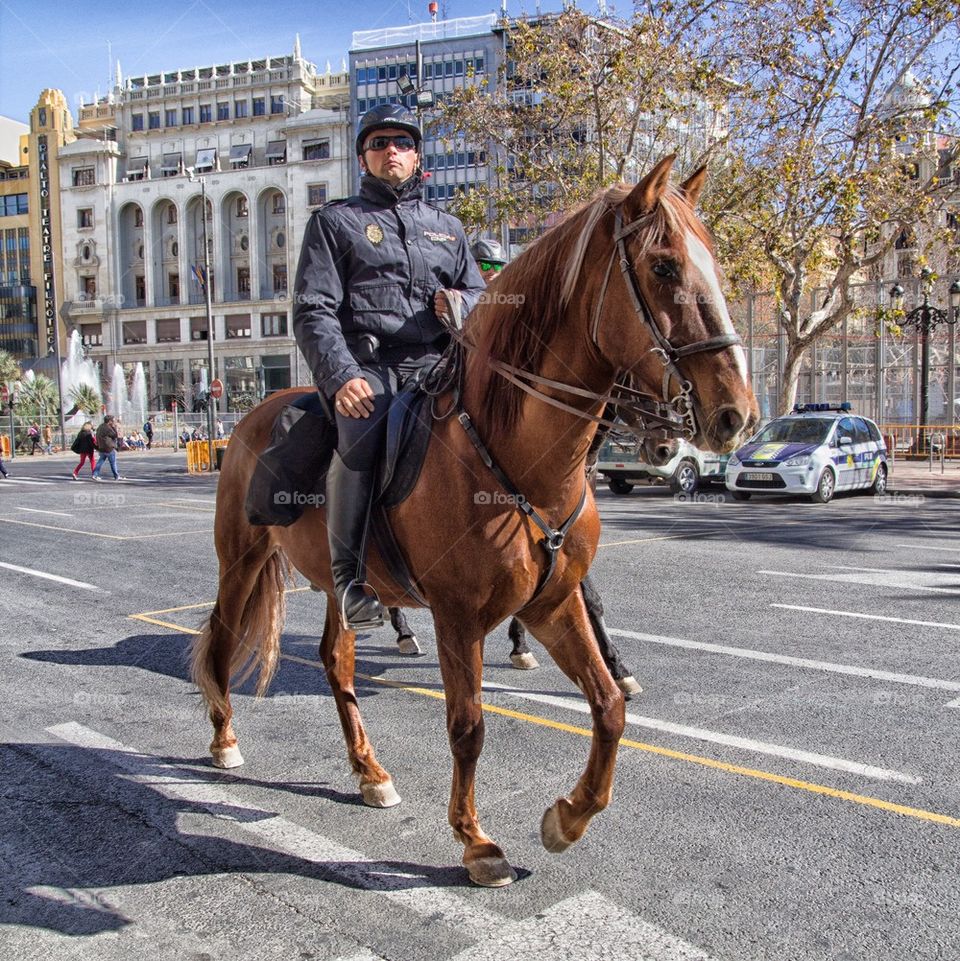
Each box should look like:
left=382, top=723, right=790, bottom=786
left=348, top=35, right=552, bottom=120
left=420, top=198, right=741, bottom=604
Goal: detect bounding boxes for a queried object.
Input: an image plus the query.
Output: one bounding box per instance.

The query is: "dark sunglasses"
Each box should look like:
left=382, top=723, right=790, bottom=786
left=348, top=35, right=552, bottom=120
left=479, top=261, right=504, bottom=272
left=364, top=135, right=417, bottom=152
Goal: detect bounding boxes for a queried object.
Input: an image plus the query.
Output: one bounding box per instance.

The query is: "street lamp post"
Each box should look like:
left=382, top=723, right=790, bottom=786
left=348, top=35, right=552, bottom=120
left=890, top=268, right=960, bottom=454
left=188, top=170, right=217, bottom=470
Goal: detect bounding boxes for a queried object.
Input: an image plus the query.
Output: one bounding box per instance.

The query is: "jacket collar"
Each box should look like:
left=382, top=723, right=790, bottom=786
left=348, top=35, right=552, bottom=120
left=360, top=172, right=423, bottom=206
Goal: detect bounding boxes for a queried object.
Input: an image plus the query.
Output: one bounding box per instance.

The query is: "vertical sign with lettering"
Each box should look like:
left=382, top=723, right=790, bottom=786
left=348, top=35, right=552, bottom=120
left=38, top=135, right=57, bottom=355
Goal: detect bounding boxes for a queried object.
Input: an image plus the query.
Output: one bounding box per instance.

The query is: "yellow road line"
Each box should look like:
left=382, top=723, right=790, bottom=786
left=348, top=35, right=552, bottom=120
left=599, top=529, right=727, bottom=547
left=131, top=586, right=313, bottom=619
left=134, top=610, right=960, bottom=831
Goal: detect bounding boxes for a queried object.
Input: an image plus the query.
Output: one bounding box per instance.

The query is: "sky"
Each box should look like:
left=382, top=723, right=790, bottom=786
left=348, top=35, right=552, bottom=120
left=0, top=0, right=569, bottom=124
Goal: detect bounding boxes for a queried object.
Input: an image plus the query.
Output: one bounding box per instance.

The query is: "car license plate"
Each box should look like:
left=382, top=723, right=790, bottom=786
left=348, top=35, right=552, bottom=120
left=743, top=471, right=775, bottom=481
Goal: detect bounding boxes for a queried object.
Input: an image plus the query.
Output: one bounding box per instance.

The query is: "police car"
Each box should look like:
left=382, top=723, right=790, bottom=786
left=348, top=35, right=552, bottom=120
left=725, top=403, right=888, bottom=503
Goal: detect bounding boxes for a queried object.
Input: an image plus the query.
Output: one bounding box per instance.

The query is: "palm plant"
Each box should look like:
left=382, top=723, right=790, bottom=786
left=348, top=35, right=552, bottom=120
left=0, top=349, right=20, bottom=387
left=18, top=374, right=59, bottom=422
left=68, top=383, right=103, bottom=416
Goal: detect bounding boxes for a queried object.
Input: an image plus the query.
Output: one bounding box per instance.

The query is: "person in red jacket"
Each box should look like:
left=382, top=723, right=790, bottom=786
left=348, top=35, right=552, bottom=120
left=70, top=421, right=97, bottom=479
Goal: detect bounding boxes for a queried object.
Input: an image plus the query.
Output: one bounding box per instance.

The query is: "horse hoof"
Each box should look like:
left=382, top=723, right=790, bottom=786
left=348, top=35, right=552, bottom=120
left=361, top=779, right=402, bottom=808
left=510, top=652, right=539, bottom=670
left=397, top=635, right=423, bottom=656
left=467, top=856, right=517, bottom=887
left=540, top=804, right=575, bottom=854
left=617, top=675, right=643, bottom=698
left=211, top=745, right=244, bottom=769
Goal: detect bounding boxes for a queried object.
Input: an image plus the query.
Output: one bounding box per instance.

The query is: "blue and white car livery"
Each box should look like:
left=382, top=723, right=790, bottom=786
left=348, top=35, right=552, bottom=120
left=725, top=404, right=888, bottom=503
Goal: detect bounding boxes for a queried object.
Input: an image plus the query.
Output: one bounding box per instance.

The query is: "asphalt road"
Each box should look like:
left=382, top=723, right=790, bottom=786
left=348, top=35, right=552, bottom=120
left=2, top=450, right=959, bottom=961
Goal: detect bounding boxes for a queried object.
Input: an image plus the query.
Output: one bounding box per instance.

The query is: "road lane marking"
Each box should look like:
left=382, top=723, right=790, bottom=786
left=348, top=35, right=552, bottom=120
left=600, top=529, right=728, bottom=546
left=133, top=612, right=960, bottom=830
left=771, top=603, right=960, bottom=632
left=896, top=543, right=960, bottom=553
left=15, top=507, right=73, bottom=517
left=46, top=721, right=507, bottom=939
left=482, top=683, right=919, bottom=784
left=758, top=568, right=960, bottom=596
left=0, top=516, right=211, bottom=540
left=448, top=889, right=716, bottom=961
left=608, top=628, right=960, bottom=699
left=0, top=476, right=53, bottom=485
left=0, top=561, right=104, bottom=592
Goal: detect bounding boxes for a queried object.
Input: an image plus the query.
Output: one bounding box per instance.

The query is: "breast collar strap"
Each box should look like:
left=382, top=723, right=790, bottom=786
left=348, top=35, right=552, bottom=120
left=457, top=409, right=587, bottom=603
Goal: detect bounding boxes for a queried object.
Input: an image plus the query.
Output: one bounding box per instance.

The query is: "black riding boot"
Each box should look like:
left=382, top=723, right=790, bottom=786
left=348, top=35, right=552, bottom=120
left=326, top=454, right=383, bottom=630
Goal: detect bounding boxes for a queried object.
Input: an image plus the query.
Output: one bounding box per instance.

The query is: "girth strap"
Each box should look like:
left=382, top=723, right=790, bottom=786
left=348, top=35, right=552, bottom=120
left=458, top=410, right=588, bottom=602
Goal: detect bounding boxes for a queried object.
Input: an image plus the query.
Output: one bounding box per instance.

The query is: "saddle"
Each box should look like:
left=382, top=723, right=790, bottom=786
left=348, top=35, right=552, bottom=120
left=244, top=378, right=435, bottom=602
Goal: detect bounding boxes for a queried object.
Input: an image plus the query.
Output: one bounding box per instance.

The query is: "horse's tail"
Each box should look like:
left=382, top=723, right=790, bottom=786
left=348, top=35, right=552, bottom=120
left=190, top=548, right=292, bottom=716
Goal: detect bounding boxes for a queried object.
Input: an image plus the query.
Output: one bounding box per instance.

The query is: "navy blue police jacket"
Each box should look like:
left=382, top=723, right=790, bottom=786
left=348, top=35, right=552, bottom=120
left=293, top=173, right=486, bottom=399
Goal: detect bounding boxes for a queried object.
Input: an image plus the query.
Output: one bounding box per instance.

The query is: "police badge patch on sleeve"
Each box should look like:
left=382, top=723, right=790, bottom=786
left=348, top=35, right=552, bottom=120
left=365, top=223, right=384, bottom=245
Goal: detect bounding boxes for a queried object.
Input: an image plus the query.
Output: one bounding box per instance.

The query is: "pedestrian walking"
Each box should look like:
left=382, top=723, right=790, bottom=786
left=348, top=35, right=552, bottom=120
left=293, top=103, right=485, bottom=629
left=0, top=450, right=8, bottom=478
left=92, top=414, right=124, bottom=481
left=215, top=418, right=225, bottom=440
left=70, top=421, right=97, bottom=479
left=42, top=423, right=53, bottom=454
left=27, top=422, right=42, bottom=455
left=143, top=416, right=154, bottom=450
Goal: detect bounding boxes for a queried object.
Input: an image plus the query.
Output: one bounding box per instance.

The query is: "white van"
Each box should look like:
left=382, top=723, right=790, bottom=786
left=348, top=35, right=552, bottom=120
left=596, top=435, right=728, bottom=495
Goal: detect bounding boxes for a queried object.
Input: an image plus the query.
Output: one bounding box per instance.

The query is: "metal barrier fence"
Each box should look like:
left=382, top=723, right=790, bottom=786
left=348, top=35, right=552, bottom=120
left=877, top=423, right=960, bottom=460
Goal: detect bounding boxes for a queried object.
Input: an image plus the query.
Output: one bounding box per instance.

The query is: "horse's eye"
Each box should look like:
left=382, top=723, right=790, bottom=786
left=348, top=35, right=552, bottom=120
left=652, top=262, right=676, bottom=279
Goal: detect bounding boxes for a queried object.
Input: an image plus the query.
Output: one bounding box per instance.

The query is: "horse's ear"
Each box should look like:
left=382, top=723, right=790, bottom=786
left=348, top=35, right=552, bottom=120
left=680, top=165, right=708, bottom=208
left=624, top=155, right=676, bottom=218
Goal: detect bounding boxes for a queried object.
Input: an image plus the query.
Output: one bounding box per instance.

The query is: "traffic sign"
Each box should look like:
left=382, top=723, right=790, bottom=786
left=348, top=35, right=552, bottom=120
left=209, top=378, right=224, bottom=400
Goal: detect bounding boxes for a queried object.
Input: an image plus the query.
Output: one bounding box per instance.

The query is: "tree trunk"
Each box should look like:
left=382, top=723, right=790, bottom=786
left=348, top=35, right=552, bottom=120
left=778, top=343, right=806, bottom=416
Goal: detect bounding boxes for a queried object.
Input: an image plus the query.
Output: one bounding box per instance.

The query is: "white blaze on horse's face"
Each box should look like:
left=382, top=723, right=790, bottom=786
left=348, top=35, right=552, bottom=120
left=684, top=233, right=749, bottom=385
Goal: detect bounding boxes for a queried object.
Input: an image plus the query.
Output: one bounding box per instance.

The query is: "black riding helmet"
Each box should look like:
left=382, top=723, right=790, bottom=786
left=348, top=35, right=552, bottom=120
left=355, top=104, right=422, bottom=157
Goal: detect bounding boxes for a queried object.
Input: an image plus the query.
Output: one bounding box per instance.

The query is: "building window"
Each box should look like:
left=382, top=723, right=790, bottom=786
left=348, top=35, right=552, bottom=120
left=134, top=207, right=144, bottom=227
left=135, top=275, right=146, bottom=304
left=77, top=208, right=93, bottom=229
left=148, top=111, right=160, bottom=130
left=123, top=320, right=147, bottom=344
left=168, top=273, right=179, bottom=299
left=80, top=323, right=102, bottom=347
left=235, top=100, right=248, bottom=118
left=475, top=56, right=485, bottom=73
left=261, top=353, right=291, bottom=394
left=236, top=196, right=248, bottom=218
left=272, top=263, right=287, bottom=293
left=237, top=266, right=250, bottom=298
left=199, top=104, right=212, bottom=123
left=229, top=143, right=252, bottom=168
left=307, top=183, right=327, bottom=207
left=165, top=109, right=178, bottom=127
left=161, top=152, right=182, bottom=176
left=195, top=147, right=217, bottom=173
left=156, top=318, right=180, bottom=343
left=190, top=317, right=209, bottom=340
left=132, top=113, right=144, bottom=131
left=73, top=167, right=95, bottom=187
left=167, top=204, right=177, bottom=224
left=261, top=312, right=288, bottom=337
left=217, top=101, right=230, bottom=121
left=182, top=106, right=195, bottom=124
left=253, top=98, right=265, bottom=117
left=270, top=95, right=285, bottom=114
left=226, top=313, right=251, bottom=338
left=1, top=193, right=28, bottom=216
left=302, top=139, right=330, bottom=161
left=271, top=193, right=285, bottom=214
left=266, top=140, right=286, bottom=165
left=81, top=276, right=97, bottom=300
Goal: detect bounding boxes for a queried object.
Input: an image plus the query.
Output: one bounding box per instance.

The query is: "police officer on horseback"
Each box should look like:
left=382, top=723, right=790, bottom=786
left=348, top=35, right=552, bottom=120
left=293, top=104, right=485, bottom=631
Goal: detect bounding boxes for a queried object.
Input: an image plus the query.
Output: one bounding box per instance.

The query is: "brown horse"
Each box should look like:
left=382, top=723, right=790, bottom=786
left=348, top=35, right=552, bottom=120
left=190, top=156, right=758, bottom=887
